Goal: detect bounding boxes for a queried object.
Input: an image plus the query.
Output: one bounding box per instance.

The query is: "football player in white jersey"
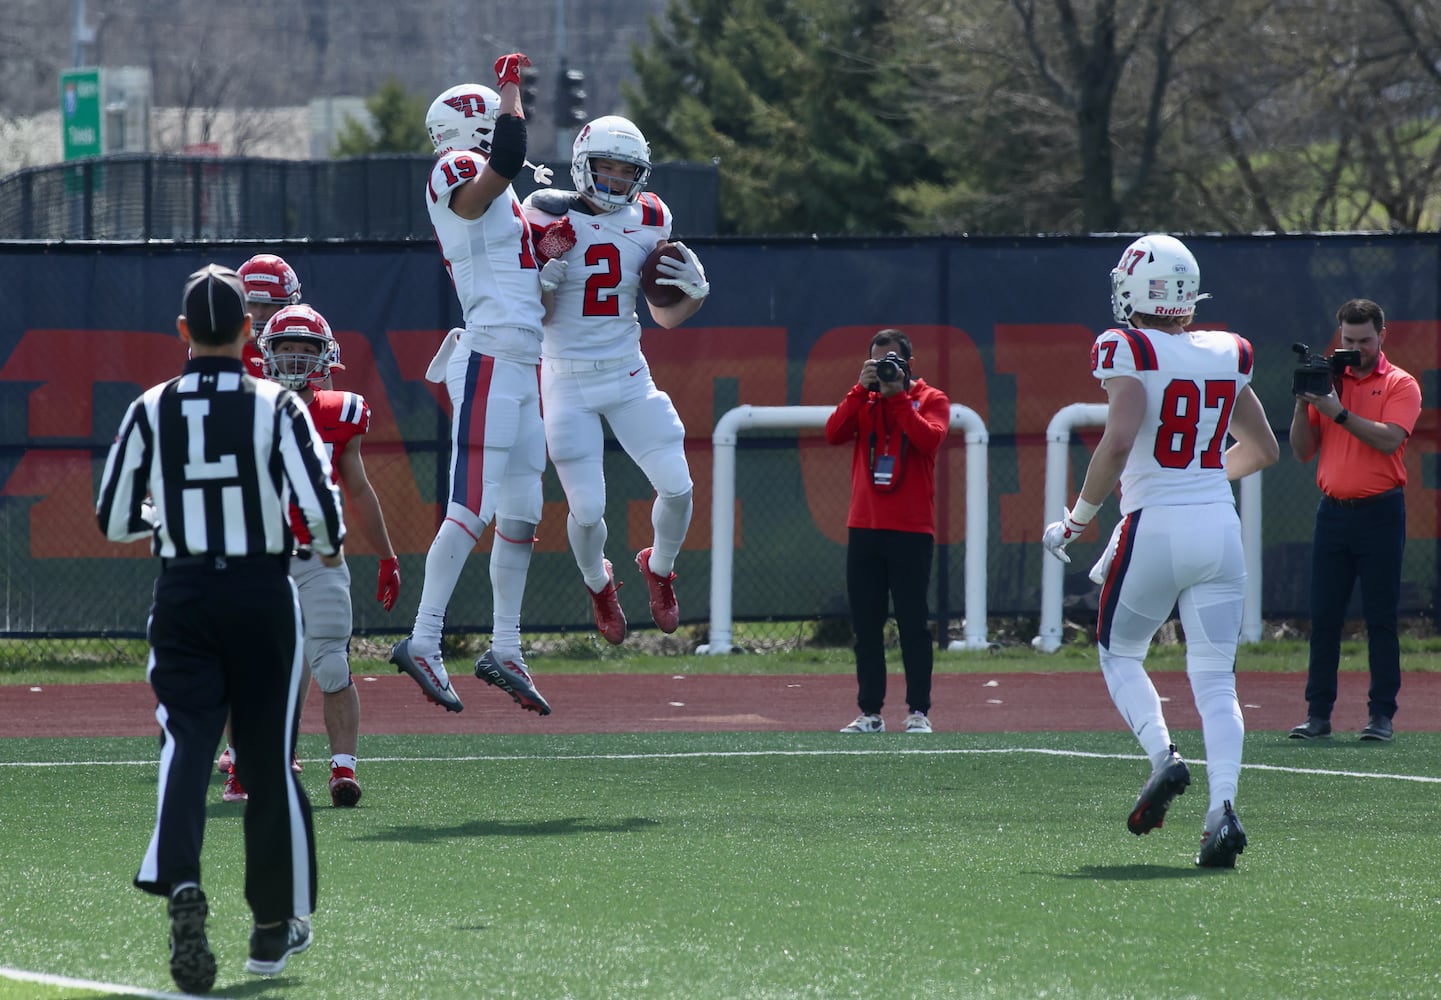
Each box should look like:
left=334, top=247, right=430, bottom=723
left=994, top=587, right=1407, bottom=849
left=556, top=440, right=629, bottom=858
left=390, top=52, right=552, bottom=717
left=520, top=115, right=709, bottom=644
left=1042, top=234, right=1278, bottom=869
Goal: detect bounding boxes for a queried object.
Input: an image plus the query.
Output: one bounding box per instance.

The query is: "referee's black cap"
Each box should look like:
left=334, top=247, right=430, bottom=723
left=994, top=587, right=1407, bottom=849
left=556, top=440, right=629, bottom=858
left=182, top=265, right=249, bottom=343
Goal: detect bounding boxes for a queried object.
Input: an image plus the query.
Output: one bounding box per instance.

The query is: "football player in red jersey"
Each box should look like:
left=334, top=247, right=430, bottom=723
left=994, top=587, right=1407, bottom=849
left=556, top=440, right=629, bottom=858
left=214, top=253, right=310, bottom=800
left=237, top=254, right=303, bottom=375
left=255, top=304, right=401, bottom=807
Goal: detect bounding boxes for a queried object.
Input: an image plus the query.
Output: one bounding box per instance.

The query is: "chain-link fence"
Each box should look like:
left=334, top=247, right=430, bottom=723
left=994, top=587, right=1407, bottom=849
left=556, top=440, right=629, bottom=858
left=2, top=234, right=1438, bottom=666
left=0, top=153, right=720, bottom=241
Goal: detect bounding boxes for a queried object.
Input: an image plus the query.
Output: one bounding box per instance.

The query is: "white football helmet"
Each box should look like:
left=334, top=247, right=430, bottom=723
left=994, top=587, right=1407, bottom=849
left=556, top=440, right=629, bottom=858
left=259, top=304, right=343, bottom=390
left=426, top=84, right=502, bottom=155
left=571, top=115, right=652, bottom=211
left=1110, top=234, right=1210, bottom=325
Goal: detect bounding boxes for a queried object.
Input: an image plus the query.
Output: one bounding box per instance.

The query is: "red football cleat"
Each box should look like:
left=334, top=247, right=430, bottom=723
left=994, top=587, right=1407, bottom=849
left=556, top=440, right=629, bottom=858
left=587, top=559, right=627, bottom=645
left=635, top=547, right=679, bottom=633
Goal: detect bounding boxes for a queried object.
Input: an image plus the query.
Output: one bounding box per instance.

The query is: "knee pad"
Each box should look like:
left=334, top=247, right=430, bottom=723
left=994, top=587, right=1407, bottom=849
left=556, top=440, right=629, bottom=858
left=636, top=450, right=693, bottom=500
left=495, top=518, right=537, bottom=545
left=306, top=636, right=352, bottom=693
left=1098, top=646, right=1149, bottom=699
left=444, top=501, right=485, bottom=538
left=565, top=492, right=606, bottom=528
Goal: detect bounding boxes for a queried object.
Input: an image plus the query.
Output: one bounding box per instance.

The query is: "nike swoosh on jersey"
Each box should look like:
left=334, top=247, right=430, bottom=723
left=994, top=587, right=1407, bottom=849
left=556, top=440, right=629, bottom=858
left=623, top=228, right=640, bottom=233
left=628, top=367, right=643, bottom=377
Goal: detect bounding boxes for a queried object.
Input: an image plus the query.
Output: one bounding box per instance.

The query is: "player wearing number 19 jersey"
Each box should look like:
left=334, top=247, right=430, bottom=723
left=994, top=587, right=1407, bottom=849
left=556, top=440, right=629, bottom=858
left=390, top=54, right=553, bottom=718
left=1042, top=234, right=1279, bottom=868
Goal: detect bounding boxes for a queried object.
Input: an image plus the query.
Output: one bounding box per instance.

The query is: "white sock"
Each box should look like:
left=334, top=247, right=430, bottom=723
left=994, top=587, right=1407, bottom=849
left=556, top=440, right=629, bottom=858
left=568, top=514, right=610, bottom=592
left=1099, top=648, right=1171, bottom=762
left=414, top=519, right=477, bottom=649
left=648, top=491, right=693, bottom=575
left=490, top=529, right=534, bottom=653
left=1190, top=669, right=1244, bottom=811
left=331, top=754, right=357, bottom=772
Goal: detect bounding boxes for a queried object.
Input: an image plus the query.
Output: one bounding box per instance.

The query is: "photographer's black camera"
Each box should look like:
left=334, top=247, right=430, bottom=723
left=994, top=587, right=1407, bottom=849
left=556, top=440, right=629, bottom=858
left=1291, top=342, right=1361, bottom=396
left=875, top=351, right=909, bottom=384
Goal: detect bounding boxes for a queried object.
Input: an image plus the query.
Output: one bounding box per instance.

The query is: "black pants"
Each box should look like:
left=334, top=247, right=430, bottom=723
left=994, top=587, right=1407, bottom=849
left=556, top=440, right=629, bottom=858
left=846, top=528, right=934, bottom=715
left=1305, top=489, right=1405, bottom=721
left=135, top=560, right=317, bottom=924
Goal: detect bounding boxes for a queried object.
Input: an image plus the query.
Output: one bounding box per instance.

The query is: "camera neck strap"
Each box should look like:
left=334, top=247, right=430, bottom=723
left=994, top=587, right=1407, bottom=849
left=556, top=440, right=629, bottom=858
left=866, top=404, right=909, bottom=491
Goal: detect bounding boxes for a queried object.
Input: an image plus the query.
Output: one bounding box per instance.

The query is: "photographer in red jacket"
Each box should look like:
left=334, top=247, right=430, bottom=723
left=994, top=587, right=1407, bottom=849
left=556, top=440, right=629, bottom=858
left=824, top=329, right=951, bottom=733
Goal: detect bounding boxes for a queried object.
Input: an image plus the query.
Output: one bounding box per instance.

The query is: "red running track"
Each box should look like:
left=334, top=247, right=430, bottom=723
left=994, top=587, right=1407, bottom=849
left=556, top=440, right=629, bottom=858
left=1, top=671, right=1436, bottom=738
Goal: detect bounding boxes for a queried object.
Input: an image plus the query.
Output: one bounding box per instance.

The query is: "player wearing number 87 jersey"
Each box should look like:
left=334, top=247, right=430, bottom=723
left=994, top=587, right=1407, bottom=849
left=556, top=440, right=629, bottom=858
left=392, top=54, right=553, bottom=717
left=1042, top=234, right=1278, bottom=868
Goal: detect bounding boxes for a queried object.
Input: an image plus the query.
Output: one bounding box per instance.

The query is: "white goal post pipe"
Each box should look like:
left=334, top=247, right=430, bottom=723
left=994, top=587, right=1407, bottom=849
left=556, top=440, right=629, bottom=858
left=1031, top=402, right=1265, bottom=652
left=699, top=404, right=990, bottom=655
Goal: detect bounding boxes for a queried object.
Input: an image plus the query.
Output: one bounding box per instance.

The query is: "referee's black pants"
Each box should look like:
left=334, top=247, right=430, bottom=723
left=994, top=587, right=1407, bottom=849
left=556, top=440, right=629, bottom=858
left=135, top=560, right=317, bottom=925
left=846, top=527, right=935, bottom=716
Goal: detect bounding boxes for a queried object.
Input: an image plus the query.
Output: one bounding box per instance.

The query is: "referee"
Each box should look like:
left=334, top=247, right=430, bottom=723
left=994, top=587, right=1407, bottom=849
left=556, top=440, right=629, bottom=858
left=96, top=265, right=345, bottom=993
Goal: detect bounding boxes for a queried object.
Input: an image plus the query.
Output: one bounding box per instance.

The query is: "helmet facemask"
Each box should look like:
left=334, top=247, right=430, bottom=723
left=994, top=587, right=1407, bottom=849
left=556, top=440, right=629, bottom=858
left=259, top=306, right=343, bottom=390
left=264, top=336, right=333, bottom=390
left=571, top=116, right=652, bottom=211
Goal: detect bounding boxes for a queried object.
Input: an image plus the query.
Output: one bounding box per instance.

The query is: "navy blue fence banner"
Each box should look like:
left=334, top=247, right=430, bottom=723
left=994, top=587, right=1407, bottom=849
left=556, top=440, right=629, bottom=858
left=1, top=235, right=1437, bottom=637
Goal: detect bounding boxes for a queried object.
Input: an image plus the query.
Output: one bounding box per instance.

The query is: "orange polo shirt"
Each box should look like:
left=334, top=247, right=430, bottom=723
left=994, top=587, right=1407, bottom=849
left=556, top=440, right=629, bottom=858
left=1308, top=352, right=1421, bottom=499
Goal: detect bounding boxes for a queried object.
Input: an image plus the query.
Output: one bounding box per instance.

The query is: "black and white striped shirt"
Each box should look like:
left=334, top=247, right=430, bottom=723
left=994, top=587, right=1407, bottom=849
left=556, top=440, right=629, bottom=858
left=96, top=356, right=345, bottom=559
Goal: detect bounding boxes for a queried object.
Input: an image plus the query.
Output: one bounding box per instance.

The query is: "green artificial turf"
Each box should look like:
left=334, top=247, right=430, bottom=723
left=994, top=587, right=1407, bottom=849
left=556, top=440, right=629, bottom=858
left=2, top=731, right=1438, bottom=999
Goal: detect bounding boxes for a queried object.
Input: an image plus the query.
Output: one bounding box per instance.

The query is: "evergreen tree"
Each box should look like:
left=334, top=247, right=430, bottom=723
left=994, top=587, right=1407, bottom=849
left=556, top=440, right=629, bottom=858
left=331, top=77, right=431, bottom=157
left=626, top=0, right=943, bottom=235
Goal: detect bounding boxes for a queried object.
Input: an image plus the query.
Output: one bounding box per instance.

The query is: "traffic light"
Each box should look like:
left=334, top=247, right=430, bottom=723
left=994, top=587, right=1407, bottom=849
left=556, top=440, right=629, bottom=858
left=520, top=66, right=539, bottom=108
left=554, top=67, right=586, bottom=127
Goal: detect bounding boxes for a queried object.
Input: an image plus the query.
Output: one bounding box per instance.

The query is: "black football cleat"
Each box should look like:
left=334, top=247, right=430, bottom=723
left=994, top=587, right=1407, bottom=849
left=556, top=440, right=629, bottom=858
left=1127, top=745, right=1191, bottom=835
left=1196, top=801, right=1248, bottom=869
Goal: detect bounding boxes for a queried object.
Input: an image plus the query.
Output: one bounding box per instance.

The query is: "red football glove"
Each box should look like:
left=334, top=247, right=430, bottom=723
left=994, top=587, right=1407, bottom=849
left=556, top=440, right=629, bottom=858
left=376, top=557, right=401, bottom=611
left=494, top=52, right=531, bottom=89
left=536, top=217, right=577, bottom=262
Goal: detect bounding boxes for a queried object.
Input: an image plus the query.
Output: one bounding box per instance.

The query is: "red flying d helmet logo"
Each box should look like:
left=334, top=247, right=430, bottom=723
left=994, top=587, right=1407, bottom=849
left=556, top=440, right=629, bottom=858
left=444, top=93, right=488, bottom=117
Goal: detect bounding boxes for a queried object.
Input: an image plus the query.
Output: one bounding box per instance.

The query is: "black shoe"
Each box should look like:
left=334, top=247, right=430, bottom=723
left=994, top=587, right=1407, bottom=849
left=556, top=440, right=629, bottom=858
left=1127, top=745, right=1191, bottom=836
left=1359, top=715, right=1394, bottom=742
left=1288, top=717, right=1332, bottom=740
left=1196, top=801, right=1248, bottom=868
left=245, top=917, right=312, bottom=975
left=168, top=885, right=216, bottom=994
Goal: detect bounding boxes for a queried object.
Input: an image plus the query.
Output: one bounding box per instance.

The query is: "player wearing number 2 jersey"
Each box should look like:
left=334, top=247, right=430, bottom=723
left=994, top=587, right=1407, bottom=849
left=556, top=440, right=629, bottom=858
left=390, top=53, right=552, bottom=718
left=520, top=115, right=710, bottom=644
left=1042, top=234, right=1278, bottom=869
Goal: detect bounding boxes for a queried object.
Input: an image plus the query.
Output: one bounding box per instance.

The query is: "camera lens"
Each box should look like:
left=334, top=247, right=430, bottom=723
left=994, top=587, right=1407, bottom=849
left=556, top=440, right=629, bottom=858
left=876, top=359, right=900, bottom=382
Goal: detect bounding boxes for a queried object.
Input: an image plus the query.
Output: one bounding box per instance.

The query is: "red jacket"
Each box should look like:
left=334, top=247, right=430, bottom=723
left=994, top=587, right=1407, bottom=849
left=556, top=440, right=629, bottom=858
left=824, top=377, right=950, bottom=535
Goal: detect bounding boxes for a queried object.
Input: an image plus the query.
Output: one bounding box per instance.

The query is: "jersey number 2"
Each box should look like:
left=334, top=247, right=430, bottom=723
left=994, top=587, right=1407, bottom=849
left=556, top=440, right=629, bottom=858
left=1154, top=379, right=1236, bottom=469
left=581, top=243, right=622, bottom=316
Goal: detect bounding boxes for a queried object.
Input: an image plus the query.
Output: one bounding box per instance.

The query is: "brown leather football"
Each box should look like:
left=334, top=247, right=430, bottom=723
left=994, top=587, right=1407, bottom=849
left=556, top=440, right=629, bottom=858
left=640, top=242, right=686, bottom=308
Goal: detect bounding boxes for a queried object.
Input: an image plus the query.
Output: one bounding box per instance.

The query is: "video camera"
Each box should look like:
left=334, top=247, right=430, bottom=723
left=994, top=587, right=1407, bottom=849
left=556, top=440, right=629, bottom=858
left=1291, top=342, right=1361, bottom=396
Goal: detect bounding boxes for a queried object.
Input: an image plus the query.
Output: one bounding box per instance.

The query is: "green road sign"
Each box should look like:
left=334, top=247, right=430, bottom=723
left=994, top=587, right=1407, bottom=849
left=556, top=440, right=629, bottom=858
left=61, top=68, right=102, bottom=160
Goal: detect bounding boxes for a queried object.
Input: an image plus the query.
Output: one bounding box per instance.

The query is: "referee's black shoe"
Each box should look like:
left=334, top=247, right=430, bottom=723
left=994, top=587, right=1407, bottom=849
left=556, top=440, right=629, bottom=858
left=168, top=885, right=216, bottom=994
left=390, top=638, right=464, bottom=712
left=1127, top=745, right=1190, bottom=835
left=246, top=916, right=312, bottom=975
left=1288, top=716, right=1332, bottom=739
